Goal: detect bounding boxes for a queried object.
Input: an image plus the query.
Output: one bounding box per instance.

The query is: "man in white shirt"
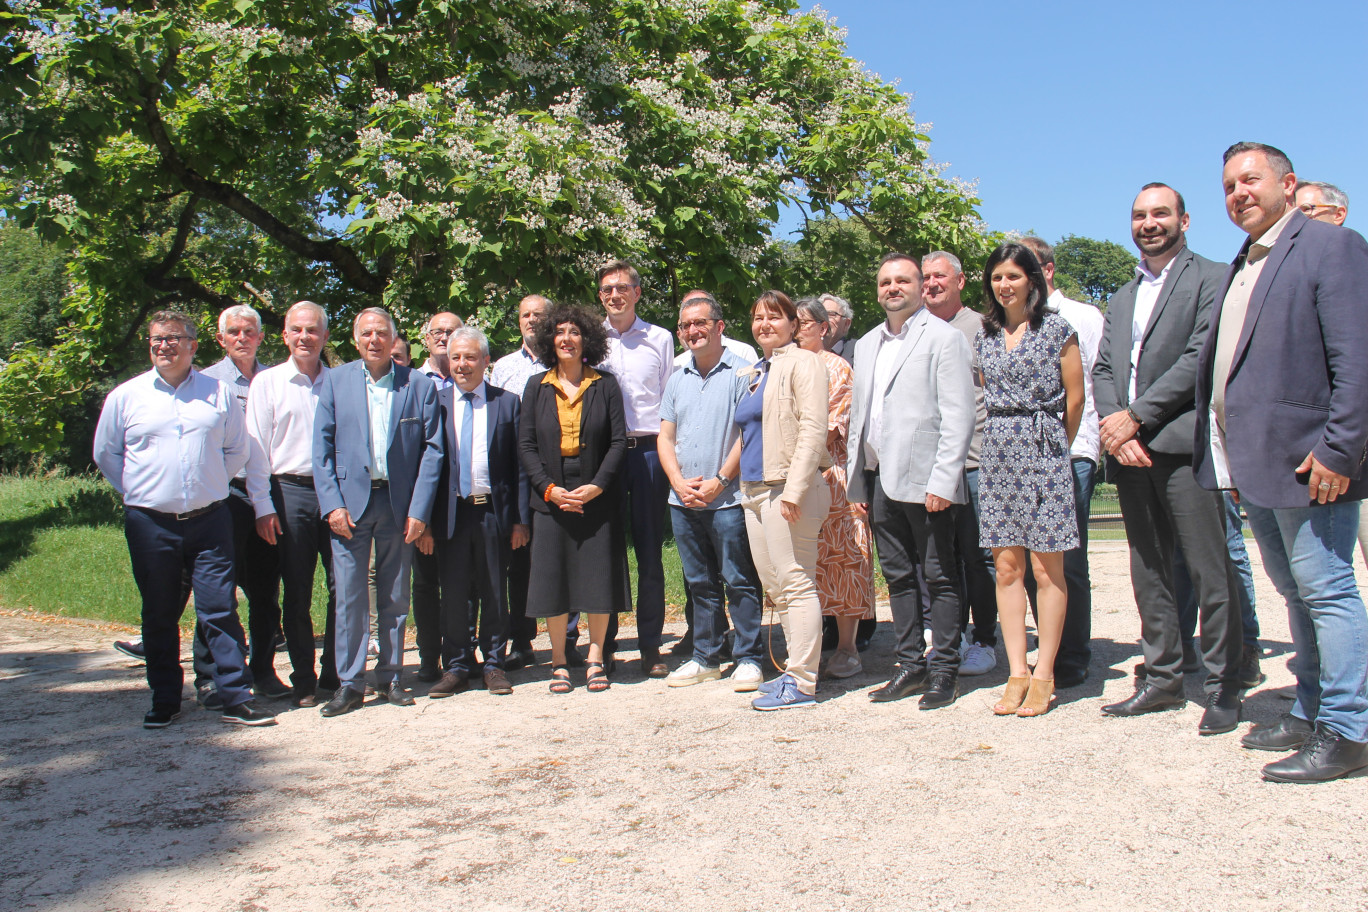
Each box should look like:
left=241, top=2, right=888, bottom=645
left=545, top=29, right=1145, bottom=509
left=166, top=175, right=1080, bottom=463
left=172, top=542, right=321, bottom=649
left=1019, top=237, right=1104, bottom=689
left=245, top=301, right=338, bottom=707
left=597, top=259, right=675, bottom=676
left=94, top=310, right=275, bottom=728
left=1094, top=184, right=1245, bottom=735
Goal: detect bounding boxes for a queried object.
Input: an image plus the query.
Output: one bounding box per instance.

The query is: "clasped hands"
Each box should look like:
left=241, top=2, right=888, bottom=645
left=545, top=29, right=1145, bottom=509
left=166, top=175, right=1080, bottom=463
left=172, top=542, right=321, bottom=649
left=547, top=483, right=602, bottom=514
left=1100, top=410, right=1152, bottom=467
left=672, top=475, right=724, bottom=509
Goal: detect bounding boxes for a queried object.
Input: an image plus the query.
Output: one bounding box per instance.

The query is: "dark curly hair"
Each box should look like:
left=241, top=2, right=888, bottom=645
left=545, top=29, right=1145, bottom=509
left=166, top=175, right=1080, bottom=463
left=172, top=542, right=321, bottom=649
left=980, top=243, right=1049, bottom=336
left=530, top=304, right=611, bottom=368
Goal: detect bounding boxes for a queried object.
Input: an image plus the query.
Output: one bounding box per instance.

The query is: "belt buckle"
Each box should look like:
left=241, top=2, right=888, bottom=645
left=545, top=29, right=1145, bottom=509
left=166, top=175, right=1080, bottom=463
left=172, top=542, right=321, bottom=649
left=469, top=494, right=490, bottom=505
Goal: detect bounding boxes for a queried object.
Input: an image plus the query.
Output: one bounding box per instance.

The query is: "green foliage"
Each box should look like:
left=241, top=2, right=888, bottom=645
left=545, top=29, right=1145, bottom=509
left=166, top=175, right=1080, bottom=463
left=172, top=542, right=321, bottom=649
left=1053, top=234, right=1137, bottom=306
left=0, top=221, right=70, bottom=352
left=1, top=0, right=985, bottom=458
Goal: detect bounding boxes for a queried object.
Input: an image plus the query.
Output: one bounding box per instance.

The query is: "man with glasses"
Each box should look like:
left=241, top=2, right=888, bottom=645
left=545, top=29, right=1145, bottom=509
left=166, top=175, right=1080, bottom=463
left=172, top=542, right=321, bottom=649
left=1295, top=180, right=1349, bottom=227
left=821, top=293, right=856, bottom=365
left=95, top=311, right=276, bottom=728
left=659, top=296, right=764, bottom=691
left=410, top=312, right=464, bottom=681
left=671, top=290, right=757, bottom=369
left=597, top=260, right=675, bottom=676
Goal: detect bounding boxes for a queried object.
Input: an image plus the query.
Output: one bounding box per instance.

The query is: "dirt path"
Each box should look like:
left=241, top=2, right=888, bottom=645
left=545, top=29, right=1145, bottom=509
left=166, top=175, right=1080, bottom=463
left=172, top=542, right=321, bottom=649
left=2, top=542, right=1366, bottom=911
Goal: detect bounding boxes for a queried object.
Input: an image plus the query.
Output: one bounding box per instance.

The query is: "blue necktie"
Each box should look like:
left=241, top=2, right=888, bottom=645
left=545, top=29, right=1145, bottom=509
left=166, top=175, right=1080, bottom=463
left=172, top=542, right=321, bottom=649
left=459, top=391, right=474, bottom=497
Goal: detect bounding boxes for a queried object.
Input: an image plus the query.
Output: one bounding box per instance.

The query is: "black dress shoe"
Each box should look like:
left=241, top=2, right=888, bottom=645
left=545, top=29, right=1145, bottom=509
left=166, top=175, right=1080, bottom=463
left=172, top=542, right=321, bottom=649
left=320, top=686, right=365, bottom=717
left=1198, top=688, right=1242, bottom=735
left=1262, top=724, right=1368, bottom=783
left=252, top=675, right=292, bottom=700
left=381, top=682, right=416, bottom=706
left=505, top=645, right=536, bottom=671
left=1054, top=667, right=1089, bottom=689
left=1242, top=713, right=1314, bottom=752
left=415, top=664, right=443, bottom=683
left=869, top=664, right=928, bottom=703
left=1102, top=683, right=1186, bottom=717
left=221, top=701, right=278, bottom=726
left=143, top=703, right=182, bottom=729
left=919, top=672, right=959, bottom=710
left=1238, top=643, right=1266, bottom=689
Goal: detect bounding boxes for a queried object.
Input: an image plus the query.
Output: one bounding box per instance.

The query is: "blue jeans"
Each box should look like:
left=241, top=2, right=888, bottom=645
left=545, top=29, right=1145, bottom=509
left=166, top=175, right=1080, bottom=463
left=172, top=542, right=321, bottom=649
left=1245, top=501, right=1368, bottom=742
left=671, top=505, right=763, bottom=665
left=1175, top=491, right=1260, bottom=648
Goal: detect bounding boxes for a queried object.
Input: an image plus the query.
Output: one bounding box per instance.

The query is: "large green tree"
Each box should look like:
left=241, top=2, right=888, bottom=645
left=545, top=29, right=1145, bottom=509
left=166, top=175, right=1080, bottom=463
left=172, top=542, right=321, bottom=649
left=0, top=0, right=987, bottom=456
left=1052, top=234, right=1137, bottom=306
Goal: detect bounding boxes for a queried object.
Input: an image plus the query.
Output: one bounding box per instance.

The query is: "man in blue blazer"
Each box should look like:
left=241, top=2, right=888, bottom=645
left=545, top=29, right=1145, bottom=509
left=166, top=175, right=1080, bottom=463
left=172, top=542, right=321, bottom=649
left=1195, top=142, right=1368, bottom=782
left=313, top=307, right=444, bottom=716
left=423, top=327, right=530, bottom=697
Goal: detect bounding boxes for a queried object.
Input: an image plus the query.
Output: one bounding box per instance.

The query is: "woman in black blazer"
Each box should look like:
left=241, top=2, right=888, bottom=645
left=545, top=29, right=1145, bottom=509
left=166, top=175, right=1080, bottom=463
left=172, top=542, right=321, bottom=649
left=518, top=304, right=630, bottom=693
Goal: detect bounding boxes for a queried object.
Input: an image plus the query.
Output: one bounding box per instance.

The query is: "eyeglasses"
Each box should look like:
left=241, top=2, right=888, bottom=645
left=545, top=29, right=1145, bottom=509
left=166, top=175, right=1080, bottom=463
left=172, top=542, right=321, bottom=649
left=1298, top=203, right=1337, bottom=215
left=426, top=327, right=457, bottom=338
left=599, top=283, right=638, bottom=298
left=676, top=319, right=716, bottom=332
left=149, top=334, right=191, bottom=348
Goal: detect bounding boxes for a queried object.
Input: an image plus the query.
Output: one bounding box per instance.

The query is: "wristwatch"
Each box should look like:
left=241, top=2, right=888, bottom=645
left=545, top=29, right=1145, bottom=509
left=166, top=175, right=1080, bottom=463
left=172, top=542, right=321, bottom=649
left=714, top=472, right=732, bottom=486
left=1125, top=406, right=1142, bottom=426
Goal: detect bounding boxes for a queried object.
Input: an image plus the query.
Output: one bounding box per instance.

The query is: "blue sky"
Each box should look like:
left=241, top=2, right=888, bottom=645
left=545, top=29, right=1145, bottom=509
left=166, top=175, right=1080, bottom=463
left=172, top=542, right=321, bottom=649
left=789, top=0, right=1367, bottom=262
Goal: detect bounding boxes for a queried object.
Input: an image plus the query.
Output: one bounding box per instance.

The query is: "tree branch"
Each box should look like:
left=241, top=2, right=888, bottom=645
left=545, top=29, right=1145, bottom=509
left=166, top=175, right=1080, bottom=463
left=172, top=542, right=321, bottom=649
left=135, top=68, right=387, bottom=295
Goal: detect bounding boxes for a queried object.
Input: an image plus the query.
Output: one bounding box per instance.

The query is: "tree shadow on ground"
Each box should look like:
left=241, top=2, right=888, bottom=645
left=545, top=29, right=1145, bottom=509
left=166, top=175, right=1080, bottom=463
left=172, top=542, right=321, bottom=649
left=0, top=485, right=123, bottom=576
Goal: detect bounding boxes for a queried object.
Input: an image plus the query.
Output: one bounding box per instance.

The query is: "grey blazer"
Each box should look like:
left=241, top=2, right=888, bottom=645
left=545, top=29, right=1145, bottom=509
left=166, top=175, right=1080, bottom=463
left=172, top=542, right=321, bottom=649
left=1093, top=246, right=1226, bottom=457
left=846, top=308, right=976, bottom=505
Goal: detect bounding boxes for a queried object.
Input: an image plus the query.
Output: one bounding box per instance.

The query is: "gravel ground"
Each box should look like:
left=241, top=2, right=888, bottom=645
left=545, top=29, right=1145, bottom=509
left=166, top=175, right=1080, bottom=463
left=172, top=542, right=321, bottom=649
left=1, top=541, right=1366, bottom=912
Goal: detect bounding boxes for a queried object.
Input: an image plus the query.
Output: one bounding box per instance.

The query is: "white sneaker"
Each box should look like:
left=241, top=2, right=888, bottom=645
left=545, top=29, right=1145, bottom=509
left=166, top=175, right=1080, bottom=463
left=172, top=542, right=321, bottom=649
left=367, top=637, right=380, bottom=658
left=731, top=661, right=763, bottom=692
left=826, top=649, right=863, bottom=679
left=667, top=659, right=722, bottom=687
left=960, top=641, right=997, bottom=676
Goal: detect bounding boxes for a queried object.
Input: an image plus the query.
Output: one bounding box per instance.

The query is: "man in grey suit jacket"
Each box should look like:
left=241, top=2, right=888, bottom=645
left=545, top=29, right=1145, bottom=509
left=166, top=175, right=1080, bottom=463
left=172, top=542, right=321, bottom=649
left=1195, top=143, right=1368, bottom=783
left=313, top=307, right=444, bottom=716
left=1094, top=183, right=1245, bottom=734
left=847, top=253, right=976, bottom=709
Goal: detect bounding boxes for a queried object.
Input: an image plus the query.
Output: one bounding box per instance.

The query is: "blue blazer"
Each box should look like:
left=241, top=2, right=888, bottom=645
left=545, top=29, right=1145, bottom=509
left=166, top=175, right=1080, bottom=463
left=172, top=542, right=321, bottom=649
left=313, top=360, right=444, bottom=528
left=1194, top=211, right=1368, bottom=508
left=434, top=382, right=530, bottom=539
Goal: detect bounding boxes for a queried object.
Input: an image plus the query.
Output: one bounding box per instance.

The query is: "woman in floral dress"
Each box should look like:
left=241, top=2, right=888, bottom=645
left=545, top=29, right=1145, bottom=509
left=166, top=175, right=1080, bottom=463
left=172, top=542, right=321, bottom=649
left=795, top=297, right=876, bottom=679
left=975, top=244, right=1084, bottom=717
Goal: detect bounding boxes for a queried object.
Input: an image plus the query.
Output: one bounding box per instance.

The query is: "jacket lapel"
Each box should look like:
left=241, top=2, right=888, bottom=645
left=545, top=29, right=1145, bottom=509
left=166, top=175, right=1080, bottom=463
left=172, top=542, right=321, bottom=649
left=884, top=312, right=929, bottom=395
left=387, top=364, right=409, bottom=449
left=1231, top=214, right=1304, bottom=373
left=1140, top=249, right=1189, bottom=345
left=1109, top=281, right=1138, bottom=401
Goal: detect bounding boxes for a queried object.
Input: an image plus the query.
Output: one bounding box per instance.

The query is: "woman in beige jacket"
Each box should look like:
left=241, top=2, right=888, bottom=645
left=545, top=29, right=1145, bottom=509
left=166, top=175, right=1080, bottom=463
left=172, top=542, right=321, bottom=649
left=733, top=290, right=832, bottom=710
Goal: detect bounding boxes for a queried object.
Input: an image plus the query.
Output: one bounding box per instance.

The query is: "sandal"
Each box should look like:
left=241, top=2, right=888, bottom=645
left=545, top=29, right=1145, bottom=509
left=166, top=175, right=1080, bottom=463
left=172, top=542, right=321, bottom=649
left=1017, top=677, right=1055, bottom=717
left=549, top=665, right=572, bottom=694
left=586, top=662, right=610, bottom=693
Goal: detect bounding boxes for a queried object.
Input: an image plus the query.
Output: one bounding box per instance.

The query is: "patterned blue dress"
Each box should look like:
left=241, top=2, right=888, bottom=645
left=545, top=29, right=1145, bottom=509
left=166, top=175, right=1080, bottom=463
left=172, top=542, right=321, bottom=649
left=974, top=312, right=1080, bottom=552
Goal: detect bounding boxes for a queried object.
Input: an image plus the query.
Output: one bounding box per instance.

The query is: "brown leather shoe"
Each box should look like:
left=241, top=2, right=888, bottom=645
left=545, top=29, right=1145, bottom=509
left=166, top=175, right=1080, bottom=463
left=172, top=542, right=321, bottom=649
left=641, top=651, right=669, bottom=678
left=293, top=692, right=319, bottom=708
left=483, top=667, right=513, bottom=695
left=427, top=671, right=469, bottom=698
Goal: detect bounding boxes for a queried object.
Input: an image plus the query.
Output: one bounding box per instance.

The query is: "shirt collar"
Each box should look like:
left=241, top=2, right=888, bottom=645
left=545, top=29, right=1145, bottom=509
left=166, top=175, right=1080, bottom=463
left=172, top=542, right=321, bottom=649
left=683, top=348, right=737, bottom=378
left=456, top=380, right=487, bottom=402
left=365, top=363, right=395, bottom=389
left=1136, top=251, right=1182, bottom=284
left=603, top=316, right=646, bottom=338
left=880, top=309, right=921, bottom=341
left=288, top=357, right=328, bottom=385
left=541, top=366, right=601, bottom=385
left=151, top=366, right=197, bottom=392
left=214, top=356, right=258, bottom=383
left=417, top=358, right=451, bottom=381
left=1249, top=207, right=1298, bottom=260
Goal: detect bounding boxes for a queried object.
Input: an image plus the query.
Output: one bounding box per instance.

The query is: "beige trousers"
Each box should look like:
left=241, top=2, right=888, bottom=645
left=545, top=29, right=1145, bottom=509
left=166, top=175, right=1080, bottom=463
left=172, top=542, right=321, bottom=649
left=742, top=476, right=830, bottom=694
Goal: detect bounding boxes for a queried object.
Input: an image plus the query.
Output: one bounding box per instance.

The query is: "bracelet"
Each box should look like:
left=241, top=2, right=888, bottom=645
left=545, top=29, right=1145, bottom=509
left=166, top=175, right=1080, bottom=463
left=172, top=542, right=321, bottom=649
left=543, top=483, right=556, bottom=501
left=1125, top=406, right=1142, bottom=426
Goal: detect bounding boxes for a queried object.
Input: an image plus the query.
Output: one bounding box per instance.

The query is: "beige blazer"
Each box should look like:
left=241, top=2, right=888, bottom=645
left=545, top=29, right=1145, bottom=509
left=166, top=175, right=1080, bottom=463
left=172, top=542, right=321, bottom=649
left=738, top=344, right=832, bottom=506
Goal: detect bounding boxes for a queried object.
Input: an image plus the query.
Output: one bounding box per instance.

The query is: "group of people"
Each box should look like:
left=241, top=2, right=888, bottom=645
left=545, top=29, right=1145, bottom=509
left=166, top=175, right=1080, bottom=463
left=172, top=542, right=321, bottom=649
left=95, top=141, right=1368, bottom=783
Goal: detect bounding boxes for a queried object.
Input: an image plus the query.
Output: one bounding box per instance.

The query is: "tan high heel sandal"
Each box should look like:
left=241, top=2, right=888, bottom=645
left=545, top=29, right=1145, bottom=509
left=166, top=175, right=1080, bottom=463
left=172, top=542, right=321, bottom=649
left=993, top=676, right=1030, bottom=715
left=1016, top=677, right=1055, bottom=717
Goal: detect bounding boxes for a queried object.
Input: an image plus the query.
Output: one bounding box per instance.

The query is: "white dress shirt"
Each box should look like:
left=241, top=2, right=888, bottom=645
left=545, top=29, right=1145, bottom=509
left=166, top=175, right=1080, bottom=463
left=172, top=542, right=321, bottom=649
left=1047, top=290, right=1104, bottom=463
left=1128, top=258, right=1177, bottom=402
left=862, top=312, right=916, bottom=469
left=455, top=381, right=491, bottom=496
left=244, top=359, right=330, bottom=518
left=489, top=345, right=542, bottom=400
left=601, top=316, right=675, bottom=436
left=93, top=368, right=248, bottom=514
left=365, top=366, right=395, bottom=482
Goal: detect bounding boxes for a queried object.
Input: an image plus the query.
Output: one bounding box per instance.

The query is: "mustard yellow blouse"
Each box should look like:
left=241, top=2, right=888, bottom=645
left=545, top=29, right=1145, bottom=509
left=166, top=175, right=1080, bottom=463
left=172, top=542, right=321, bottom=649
left=542, top=367, right=601, bottom=456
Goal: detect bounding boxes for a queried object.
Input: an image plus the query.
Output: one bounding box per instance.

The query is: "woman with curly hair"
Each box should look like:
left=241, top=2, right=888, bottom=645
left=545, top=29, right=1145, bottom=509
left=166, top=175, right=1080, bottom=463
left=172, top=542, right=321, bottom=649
left=518, top=304, right=630, bottom=693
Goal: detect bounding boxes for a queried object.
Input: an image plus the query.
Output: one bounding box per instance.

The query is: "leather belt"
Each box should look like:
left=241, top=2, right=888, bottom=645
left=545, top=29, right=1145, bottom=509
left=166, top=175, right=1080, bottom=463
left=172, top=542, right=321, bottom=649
left=626, top=434, right=657, bottom=449
left=371, top=480, right=389, bottom=490
left=131, top=499, right=227, bottom=522
left=229, top=478, right=248, bottom=492
left=274, top=473, right=314, bottom=487
left=459, top=494, right=491, bottom=505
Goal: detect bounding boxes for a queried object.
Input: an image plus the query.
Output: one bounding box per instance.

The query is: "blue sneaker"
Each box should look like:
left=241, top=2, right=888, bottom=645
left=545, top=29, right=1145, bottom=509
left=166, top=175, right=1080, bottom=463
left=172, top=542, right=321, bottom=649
left=751, top=675, right=816, bottom=711
left=757, top=672, right=788, bottom=696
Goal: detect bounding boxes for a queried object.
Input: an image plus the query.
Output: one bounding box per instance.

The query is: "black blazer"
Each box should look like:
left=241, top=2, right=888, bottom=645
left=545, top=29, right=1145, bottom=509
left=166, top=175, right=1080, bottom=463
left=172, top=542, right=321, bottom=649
left=1194, top=211, right=1368, bottom=508
left=518, top=369, right=628, bottom=514
left=434, top=383, right=530, bottom=539
left=1093, top=246, right=1226, bottom=457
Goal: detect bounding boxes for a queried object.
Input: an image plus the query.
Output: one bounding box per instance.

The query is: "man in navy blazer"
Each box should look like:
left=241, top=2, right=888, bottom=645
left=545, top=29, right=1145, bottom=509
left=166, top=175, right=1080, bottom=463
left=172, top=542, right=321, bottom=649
left=313, top=307, right=444, bottom=716
left=1195, top=142, right=1368, bottom=783
left=423, top=327, right=530, bottom=697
